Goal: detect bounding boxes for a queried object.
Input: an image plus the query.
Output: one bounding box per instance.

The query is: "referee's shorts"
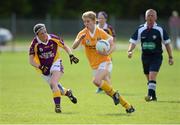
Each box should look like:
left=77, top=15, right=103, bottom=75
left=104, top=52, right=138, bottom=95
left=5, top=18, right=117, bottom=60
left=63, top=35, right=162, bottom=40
left=141, top=54, right=163, bottom=74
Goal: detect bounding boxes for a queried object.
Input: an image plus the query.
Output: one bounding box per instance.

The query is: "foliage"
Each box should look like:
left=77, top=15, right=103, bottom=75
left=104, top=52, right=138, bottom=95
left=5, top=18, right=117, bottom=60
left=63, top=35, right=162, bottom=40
left=0, top=0, right=179, bottom=19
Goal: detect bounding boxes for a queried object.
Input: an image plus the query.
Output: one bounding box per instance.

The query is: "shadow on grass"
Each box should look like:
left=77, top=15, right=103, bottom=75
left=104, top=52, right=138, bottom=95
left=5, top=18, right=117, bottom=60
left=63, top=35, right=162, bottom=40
left=157, top=100, right=180, bottom=104
left=60, top=111, right=80, bottom=115
left=48, top=111, right=80, bottom=115
left=121, top=93, right=142, bottom=96
left=97, top=92, right=141, bottom=97
left=99, top=113, right=132, bottom=116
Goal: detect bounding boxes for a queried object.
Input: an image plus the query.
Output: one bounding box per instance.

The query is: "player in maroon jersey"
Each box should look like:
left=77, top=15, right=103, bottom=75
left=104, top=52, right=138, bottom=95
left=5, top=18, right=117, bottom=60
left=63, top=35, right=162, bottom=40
left=29, top=23, right=79, bottom=113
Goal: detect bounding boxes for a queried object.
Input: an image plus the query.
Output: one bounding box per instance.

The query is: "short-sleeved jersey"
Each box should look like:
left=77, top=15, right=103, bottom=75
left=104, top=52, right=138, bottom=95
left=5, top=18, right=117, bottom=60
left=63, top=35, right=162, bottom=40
left=29, top=34, right=64, bottom=74
left=129, top=22, right=170, bottom=55
left=76, top=26, right=112, bottom=69
left=97, top=23, right=116, bottom=37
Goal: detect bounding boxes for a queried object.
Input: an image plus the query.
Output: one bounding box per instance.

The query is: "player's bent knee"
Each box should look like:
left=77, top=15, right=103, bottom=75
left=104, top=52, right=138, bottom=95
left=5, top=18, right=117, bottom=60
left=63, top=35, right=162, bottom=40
left=93, top=79, right=101, bottom=87
left=49, top=81, right=58, bottom=89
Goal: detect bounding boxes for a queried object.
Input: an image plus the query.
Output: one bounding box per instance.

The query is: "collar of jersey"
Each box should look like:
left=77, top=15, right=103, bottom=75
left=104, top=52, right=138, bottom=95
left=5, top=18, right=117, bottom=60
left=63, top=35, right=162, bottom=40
left=144, top=22, right=157, bottom=28
left=97, top=23, right=108, bottom=29
left=36, top=34, right=51, bottom=45
left=103, top=23, right=108, bottom=29
left=89, top=26, right=97, bottom=38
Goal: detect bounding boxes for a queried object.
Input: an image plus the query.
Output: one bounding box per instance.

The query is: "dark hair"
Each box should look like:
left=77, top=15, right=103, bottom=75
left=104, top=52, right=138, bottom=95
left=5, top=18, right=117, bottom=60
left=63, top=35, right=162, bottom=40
left=98, top=11, right=108, bottom=19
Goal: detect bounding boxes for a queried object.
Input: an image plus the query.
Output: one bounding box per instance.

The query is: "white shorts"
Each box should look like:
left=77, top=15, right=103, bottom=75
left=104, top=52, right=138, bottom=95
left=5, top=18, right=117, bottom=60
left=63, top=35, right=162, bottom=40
left=93, top=61, right=113, bottom=76
left=42, top=59, right=64, bottom=84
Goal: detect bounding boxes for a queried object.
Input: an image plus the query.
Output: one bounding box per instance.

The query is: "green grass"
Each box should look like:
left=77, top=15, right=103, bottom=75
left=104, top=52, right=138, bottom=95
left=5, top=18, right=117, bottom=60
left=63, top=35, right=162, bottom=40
left=0, top=48, right=180, bottom=124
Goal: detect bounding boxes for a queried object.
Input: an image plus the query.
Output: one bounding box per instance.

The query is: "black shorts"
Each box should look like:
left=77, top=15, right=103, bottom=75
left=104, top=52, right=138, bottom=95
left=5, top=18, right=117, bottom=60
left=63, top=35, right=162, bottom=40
left=141, top=54, right=163, bottom=74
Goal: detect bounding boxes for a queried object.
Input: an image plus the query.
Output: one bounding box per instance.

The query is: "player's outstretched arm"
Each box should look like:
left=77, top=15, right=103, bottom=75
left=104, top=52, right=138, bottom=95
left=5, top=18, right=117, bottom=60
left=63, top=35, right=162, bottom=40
left=63, top=43, right=73, bottom=55
left=72, top=34, right=86, bottom=49
left=63, top=43, right=79, bottom=64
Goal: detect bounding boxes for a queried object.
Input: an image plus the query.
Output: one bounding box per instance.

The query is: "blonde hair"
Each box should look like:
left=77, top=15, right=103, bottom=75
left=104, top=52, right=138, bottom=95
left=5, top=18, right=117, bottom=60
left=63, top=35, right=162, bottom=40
left=82, top=11, right=96, bottom=21
left=145, top=9, right=157, bottom=18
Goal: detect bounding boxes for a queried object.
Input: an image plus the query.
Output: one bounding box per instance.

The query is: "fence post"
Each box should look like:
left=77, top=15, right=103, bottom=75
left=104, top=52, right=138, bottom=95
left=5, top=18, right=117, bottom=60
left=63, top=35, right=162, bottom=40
left=11, top=13, right=16, bottom=52
left=46, top=14, right=51, bottom=33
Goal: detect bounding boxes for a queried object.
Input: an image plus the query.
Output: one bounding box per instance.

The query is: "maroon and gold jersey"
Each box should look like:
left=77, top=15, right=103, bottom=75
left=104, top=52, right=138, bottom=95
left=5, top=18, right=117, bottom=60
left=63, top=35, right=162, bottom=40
left=97, top=23, right=116, bottom=38
left=29, top=34, right=64, bottom=74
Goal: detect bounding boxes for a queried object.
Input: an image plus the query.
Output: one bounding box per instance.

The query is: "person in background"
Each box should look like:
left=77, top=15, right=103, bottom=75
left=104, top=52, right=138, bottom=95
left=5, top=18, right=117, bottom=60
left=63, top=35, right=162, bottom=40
left=97, top=11, right=116, bottom=41
left=96, top=11, right=116, bottom=93
left=169, top=10, right=180, bottom=49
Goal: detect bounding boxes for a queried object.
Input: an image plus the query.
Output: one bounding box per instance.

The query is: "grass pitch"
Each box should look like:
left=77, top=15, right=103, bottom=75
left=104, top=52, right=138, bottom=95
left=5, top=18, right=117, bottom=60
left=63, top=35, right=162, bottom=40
left=0, top=47, right=180, bottom=124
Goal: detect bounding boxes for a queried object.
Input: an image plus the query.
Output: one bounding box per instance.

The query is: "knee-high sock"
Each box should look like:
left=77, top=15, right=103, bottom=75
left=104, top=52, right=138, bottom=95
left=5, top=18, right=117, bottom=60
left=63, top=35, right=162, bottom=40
left=119, top=95, right=131, bottom=109
left=53, top=90, right=61, bottom=105
left=101, top=81, right=131, bottom=109
left=148, top=80, right=156, bottom=97
left=100, top=81, right=115, bottom=97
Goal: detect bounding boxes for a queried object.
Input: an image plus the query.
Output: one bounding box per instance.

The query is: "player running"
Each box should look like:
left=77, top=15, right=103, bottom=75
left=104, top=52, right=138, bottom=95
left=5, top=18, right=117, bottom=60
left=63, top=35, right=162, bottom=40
left=72, top=11, right=135, bottom=113
left=29, top=23, right=79, bottom=113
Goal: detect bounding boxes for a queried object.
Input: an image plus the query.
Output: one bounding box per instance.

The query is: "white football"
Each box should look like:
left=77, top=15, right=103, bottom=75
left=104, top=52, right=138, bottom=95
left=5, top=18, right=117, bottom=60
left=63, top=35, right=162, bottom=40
left=96, top=39, right=110, bottom=53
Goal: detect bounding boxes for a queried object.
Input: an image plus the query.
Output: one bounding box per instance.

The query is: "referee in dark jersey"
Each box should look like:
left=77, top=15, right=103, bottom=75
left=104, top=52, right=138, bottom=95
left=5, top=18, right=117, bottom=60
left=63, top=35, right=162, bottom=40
left=127, top=9, right=174, bottom=102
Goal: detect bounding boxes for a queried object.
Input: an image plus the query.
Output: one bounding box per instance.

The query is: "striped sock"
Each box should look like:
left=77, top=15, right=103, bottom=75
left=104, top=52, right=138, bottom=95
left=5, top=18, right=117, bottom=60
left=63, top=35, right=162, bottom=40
left=100, top=81, right=115, bottom=97
left=119, top=95, right=131, bottom=109
left=148, top=80, right=156, bottom=97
